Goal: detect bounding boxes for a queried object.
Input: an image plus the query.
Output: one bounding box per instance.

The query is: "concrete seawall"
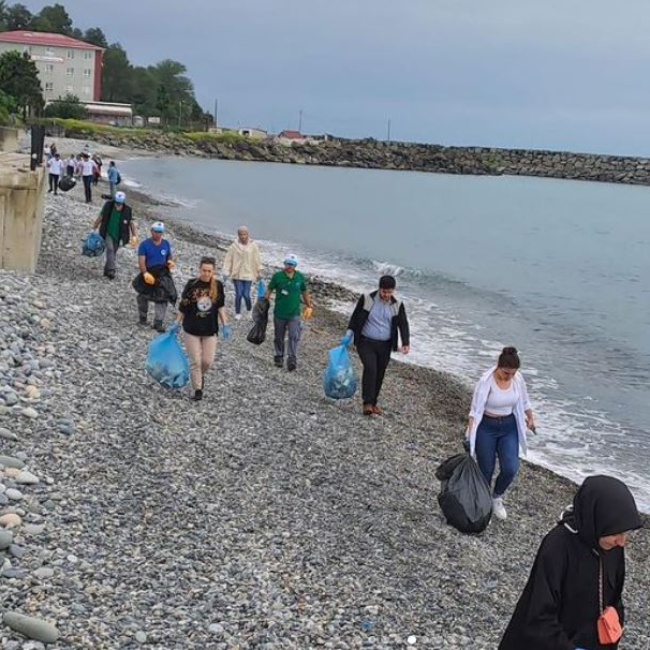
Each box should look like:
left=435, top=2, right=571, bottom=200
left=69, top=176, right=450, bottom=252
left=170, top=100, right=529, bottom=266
left=0, top=153, right=46, bottom=273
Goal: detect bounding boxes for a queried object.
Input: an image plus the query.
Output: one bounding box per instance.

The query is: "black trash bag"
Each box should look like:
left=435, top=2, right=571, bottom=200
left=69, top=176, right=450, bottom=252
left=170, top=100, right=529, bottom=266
left=437, top=452, right=492, bottom=534
left=58, top=176, right=76, bottom=192
left=247, top=297, right=269, bottom=345
left=132, top=265, right=178, bottom=305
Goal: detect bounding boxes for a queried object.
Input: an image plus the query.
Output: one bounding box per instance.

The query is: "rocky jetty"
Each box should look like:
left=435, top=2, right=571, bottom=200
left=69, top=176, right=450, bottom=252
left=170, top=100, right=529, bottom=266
left=54, top=123, right=650, bottom=186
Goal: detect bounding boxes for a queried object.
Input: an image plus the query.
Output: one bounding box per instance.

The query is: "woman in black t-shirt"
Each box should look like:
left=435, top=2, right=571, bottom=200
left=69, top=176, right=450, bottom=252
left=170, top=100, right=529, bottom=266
left=177, top=257, right=228, bottom=401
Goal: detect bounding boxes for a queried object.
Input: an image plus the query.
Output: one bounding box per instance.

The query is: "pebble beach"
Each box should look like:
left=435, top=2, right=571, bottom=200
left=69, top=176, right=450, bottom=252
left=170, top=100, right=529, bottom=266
left=1, top=165, right=649, bottom=649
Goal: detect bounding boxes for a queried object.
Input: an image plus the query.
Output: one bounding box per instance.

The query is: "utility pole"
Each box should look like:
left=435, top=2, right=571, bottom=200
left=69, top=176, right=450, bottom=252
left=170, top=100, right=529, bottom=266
left=178, top=101, right=182, bottom=128
left=214, top=98, right=218, bottom=130
left=298, top=109, right=303, bottom=133
left=387, top=119, right=391, bottom=142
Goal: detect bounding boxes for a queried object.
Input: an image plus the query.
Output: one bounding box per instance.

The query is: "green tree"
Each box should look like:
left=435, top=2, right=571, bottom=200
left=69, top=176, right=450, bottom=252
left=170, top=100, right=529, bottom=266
left=4, top=3, right=33, bottom=30
left=131, top=66, right=157, bottom=117
left=156, top=84, right=171, bottom=125
left=0, top=50, right=43, bottom=118
left=83, top=27, right=108, bottom=48
left=101, top=43, right=133, bottom=102
left=43, top=93, right=87, bottom=119
left=33, top=3, right=72, bottom=34
left=0, top=1, right=8, bottom=31
left=0, top=88, right=17, bottom=125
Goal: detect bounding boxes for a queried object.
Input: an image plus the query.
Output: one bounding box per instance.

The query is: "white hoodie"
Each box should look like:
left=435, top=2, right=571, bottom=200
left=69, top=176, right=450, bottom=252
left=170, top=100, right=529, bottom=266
left=223, top=240, right=263, bottom=281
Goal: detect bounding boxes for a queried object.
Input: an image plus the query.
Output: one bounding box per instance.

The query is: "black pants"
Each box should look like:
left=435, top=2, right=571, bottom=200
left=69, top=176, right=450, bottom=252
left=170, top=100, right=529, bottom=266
left=83, top=175, right=92, bottom=203
left=48, top=173, right=59, bottom=194
left=357, top=337, right=392, bottom=405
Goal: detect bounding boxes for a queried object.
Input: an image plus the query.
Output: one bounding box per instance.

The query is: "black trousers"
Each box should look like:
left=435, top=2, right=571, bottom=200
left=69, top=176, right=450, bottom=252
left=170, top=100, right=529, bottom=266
left=82, top=175, right=92, bottom=202
left=357, top=337, right=393, bottom=405
left=48, top=173, right=59, bottom=193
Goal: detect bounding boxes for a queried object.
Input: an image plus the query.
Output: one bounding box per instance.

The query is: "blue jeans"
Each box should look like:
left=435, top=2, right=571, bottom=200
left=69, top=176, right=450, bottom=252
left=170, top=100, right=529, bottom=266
left=233, top=280, right=253, bottom=314
left=475, top=414, right=519, bottom=497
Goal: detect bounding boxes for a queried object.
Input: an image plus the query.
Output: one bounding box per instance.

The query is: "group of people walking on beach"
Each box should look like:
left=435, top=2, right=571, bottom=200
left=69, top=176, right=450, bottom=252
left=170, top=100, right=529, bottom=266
left=46, top=142, right=120, bottom=204
left=85, top=184, right=641, bottom=650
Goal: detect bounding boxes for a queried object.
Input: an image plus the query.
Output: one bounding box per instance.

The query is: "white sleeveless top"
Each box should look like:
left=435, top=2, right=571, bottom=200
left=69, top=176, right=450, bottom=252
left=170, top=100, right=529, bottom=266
left=485, top=376, right=518, bottom=415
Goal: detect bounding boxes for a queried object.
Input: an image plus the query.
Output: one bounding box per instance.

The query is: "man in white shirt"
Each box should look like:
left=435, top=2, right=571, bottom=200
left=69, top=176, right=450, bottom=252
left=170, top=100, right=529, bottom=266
left=80, top=153, right=97, bottom=204
left=47, top=153, right=64, bottom=195
left=65, top=155, right=76, bottom=177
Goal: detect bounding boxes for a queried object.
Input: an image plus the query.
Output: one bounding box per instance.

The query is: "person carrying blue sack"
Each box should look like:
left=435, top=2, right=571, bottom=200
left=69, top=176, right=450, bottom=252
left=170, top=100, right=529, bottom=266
left=93, top=190, right=136, bottom=280
left=176, top=256, right=230, bottom=402
left=343, top=275, right=410, bottom=416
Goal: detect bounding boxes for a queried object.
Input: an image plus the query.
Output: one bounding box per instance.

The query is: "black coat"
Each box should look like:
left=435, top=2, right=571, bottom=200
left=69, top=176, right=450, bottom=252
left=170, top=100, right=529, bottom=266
left=347, top=291, right=410, bottom=352
left=98, top=200, right=133, bottom=248
left=499, top=476, right=642, bottom=650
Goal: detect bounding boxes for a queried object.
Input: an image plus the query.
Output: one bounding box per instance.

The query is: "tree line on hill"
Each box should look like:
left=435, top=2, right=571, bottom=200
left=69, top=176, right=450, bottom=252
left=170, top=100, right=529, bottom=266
left=0, top=1, right=209, bottom=127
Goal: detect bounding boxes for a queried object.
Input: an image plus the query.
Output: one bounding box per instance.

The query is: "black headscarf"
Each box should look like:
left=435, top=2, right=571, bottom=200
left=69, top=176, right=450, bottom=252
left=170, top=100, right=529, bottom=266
left=572, top=475, right=642, bottom=549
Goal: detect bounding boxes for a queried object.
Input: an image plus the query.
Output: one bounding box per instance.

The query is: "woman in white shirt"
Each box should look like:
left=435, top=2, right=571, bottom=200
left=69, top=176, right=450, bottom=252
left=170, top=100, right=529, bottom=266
left=466, top=347, right=535, bottom=520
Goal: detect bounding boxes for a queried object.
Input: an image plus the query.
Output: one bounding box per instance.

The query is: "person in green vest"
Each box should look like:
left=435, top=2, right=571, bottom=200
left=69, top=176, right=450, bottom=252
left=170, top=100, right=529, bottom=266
left=93, top=191, right=137, bottom=279
left=265, top=254, right=313, bottom=371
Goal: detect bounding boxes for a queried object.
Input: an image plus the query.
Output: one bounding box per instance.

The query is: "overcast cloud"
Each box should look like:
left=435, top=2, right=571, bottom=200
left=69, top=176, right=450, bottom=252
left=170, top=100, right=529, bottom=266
left=21, top=0, right=650, bottom=154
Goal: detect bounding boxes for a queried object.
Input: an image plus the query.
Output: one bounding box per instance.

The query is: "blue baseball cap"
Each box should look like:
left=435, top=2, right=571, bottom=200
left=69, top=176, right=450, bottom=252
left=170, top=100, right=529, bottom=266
left=151, top=221, right=165, bottom=233
left=284, top=254, right=299, bottom=267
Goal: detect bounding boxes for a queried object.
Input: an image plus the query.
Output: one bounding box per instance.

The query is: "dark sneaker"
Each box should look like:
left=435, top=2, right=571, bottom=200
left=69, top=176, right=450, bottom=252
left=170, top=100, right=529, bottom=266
left=138, top=316, right=147, bottom=326
left=106, top=271, right=116, bottom=280
left=153, top=321, right=166, bottom=333
left=287, top=360, right=297, bottom=372
left=192, top=389, right=203, bottom=402
left=274, top=356, right=283, bottom=368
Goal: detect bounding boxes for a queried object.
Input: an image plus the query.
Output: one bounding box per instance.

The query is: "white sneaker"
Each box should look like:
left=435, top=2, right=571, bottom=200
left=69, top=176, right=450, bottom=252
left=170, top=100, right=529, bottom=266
left=492, top=497, right=507, bottom=520
left=234, top=313, right=242, bottom=321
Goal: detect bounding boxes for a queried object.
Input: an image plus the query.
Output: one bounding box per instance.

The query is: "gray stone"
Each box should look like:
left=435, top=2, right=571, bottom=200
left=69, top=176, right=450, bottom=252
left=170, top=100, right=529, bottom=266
left=0, top=529, right=13, bottom=549
left=0, top=427, right=18, bottom=440
left=0, top=455, right=25, bottom=470
left=5, top=488, right=23, bottom=501
left=15, top=471, right=40, bottom=485
left=2, top=612, right=60, bottom=643
left=21, top=407, right=38, bottom=419
left=33, top=567, right=55, bottom=580
left=135, top=631, right=148, bottom=644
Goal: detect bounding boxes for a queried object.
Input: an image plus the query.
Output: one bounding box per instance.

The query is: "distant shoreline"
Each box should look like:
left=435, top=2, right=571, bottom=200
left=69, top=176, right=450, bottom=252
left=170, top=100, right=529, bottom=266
left=39, top=121, right=650, bottom=187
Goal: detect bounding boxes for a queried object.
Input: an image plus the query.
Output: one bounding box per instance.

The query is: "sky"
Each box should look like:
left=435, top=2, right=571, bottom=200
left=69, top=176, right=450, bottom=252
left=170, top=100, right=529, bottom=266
left=19, top=0, right=650, bottom=155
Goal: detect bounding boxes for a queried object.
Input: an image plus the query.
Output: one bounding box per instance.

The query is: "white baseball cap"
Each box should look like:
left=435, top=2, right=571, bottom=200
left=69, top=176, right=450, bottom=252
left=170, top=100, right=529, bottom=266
left=114, top=191, right=126, bottom=204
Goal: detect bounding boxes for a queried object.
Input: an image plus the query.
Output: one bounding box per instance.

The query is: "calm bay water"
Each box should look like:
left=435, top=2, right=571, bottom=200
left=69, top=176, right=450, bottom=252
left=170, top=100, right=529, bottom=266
left=121, top=157, right=650, bottom=510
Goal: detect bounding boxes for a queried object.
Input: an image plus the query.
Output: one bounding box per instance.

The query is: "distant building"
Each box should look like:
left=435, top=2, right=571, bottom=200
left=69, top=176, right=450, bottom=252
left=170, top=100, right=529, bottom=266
left=275, top=130, right=330, bottom=146
left=239, top=127, right=268, bottom=140
left=82, top=101, right=133, bottom=126
left=278, top=130, right=303, bottom=141
left=0, top=31, right=104, bottom=102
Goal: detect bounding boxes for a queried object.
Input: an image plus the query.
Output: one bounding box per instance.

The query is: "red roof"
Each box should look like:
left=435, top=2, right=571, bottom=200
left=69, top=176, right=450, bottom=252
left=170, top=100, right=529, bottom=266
left=279, top=130, right=303, bottom=139
left=0, top=30, right=104, bottom=51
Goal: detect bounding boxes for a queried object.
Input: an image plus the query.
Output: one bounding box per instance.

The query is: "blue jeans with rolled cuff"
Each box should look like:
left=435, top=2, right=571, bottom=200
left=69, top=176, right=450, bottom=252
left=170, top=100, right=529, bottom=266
left=475, top=413, right=519, bottom=497
left=233, top=279, right=253, bottom=314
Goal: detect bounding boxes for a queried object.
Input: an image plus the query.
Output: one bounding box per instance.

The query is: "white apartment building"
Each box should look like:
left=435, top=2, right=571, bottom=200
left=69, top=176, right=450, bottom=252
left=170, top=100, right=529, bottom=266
left=0, top=30, right=104, bottom=102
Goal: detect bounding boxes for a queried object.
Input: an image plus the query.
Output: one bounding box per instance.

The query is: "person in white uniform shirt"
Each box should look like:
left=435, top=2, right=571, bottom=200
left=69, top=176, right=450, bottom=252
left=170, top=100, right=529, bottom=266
left=466, top=346, right=536, bottom=520
left=80, top=153, right=97, bottom=203
left=46, top=153, right=64, bottom=195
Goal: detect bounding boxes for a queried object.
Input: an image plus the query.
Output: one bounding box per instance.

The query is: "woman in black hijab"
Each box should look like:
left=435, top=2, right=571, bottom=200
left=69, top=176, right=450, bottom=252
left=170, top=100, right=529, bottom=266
left=499, top=476, right=642, bottom=650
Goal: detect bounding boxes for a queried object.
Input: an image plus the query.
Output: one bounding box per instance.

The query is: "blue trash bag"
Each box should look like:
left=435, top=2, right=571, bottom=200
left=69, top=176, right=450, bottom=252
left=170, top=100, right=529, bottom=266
left=323, top=344, right=357, bottom=399
left=145, top=328, right=189, bottom=389
left=81, top=232, right=105, bottom=257
left=256, top=280, right=266, bottom=300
